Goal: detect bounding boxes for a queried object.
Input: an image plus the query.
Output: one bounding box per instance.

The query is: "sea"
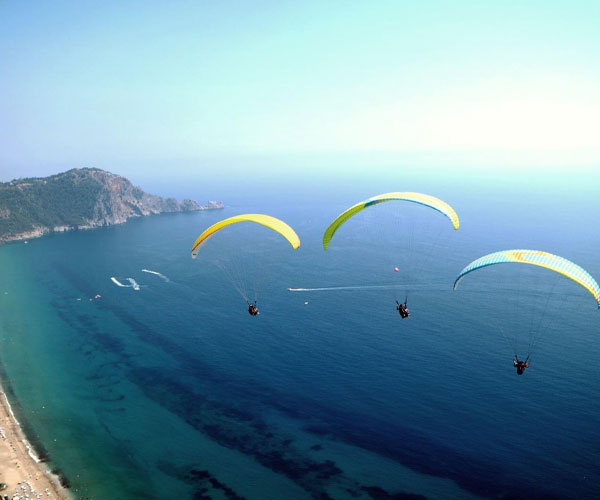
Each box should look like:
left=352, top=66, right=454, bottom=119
left=0, top=173, right=599, bottom=499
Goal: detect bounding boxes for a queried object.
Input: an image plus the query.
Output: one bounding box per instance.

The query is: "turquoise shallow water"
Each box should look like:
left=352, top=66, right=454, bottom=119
left=0, top=190, right=599, bottom=499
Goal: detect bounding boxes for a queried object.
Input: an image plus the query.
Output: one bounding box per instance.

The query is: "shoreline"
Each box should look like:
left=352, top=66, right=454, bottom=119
left=0, top=202, right=224, bottom=246
left=0, top=384, right=72, bottom=499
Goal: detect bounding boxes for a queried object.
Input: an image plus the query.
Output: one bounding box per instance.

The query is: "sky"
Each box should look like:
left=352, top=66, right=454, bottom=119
left=1, top=1, right=599, bottom=189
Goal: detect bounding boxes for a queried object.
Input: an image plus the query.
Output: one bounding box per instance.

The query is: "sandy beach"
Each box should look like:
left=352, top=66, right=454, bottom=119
left=0, top=390, right=70, bottom=500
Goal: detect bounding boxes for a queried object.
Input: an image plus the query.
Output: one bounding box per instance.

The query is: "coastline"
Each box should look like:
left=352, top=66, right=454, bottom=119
left=0, top=168, right=225, bottom=246
left=0, top=201, right=224, bottom=246
left=0, top=384, right=71, bottom=499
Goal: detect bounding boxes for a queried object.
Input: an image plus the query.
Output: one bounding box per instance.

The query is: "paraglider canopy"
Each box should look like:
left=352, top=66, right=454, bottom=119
left=191, top=214, right=301, bottom=258
left=454, top=249, right=600, bottom=308
left=323, top=192, right=459, bottom=250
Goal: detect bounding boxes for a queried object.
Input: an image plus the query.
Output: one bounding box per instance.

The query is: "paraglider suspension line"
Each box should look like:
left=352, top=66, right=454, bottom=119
left=527, top=280, right=558, bottom=356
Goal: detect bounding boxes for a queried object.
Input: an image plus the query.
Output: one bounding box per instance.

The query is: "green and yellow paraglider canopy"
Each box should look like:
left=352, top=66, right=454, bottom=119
left=454, top=249, right=600, bottom=308
left=323, top=192, right=459, bottom=250
left=191, top=214, right=300, bottom=258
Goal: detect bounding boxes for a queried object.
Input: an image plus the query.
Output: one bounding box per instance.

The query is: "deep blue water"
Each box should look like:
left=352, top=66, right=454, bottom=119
left=0, top=186, right=599, bottom=499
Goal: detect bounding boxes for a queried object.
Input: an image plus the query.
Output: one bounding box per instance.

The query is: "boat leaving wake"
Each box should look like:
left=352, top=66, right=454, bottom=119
left=141, top=269, right=170, bottom=282
left=126, top=278, right=141, bottom=290
left=288, top=283, right=449, bottom=292
left=111, top=277, right=141, bottom=290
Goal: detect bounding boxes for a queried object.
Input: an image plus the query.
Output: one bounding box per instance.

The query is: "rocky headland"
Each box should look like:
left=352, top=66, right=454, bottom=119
left=0, top=168, right=223, bottom=244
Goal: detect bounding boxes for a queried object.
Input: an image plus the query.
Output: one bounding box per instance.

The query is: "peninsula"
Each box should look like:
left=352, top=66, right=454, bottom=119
left=0, top=168, right=223, bottom=244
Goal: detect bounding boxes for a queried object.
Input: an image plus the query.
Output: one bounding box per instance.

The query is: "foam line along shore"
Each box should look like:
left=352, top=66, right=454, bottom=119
left=0, top=386, right=71, bottom=499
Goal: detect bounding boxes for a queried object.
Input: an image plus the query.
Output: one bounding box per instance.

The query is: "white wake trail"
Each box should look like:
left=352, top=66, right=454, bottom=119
left=141, top=269, right=170, bottom=282
left=288, top=284, right=450, bottom=292
left=111, top=277, right=140, bottom=290
left=111, top=277, right=129, bottom=287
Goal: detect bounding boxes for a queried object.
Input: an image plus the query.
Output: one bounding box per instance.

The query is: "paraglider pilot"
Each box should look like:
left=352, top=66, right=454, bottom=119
left=396, top=299, right=410, bottom=319
left=248, top=301, right=259, bottom=316
left=513, top=356, right=529, bottom=375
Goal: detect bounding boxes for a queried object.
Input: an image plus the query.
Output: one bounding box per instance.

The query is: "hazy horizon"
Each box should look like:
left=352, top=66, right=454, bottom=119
left=2, top=1, right=599, bottom=186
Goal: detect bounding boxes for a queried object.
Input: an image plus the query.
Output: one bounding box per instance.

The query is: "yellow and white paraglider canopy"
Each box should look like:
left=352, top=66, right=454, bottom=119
left=323, top=192, right=459, bottom=250
left=191, top=214, right=300, bottom=258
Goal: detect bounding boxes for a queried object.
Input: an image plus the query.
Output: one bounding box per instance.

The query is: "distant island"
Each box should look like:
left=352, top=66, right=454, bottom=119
left=0, top=168, right=223, bottom=244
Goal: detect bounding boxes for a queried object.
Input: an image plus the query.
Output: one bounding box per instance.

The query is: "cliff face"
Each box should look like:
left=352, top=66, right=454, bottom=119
left=0, top=168, right=223, bottom=243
